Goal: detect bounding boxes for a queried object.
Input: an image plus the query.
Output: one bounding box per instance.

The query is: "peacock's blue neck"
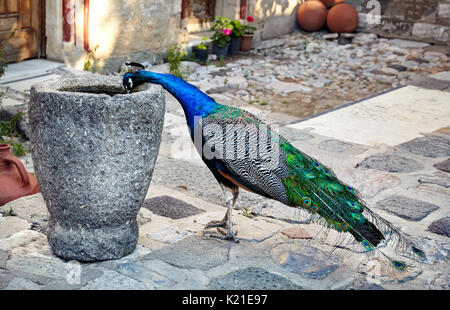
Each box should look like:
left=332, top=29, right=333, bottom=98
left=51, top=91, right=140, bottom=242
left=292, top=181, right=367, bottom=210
left=137, top=71, right=218, bottom=132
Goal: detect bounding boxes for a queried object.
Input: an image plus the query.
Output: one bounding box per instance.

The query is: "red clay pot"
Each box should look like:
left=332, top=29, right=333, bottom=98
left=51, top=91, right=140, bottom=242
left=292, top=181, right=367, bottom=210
left=240, top=34, right=254, bottom=52
left=320, top=0, right=344, bottom=9
left=327, top=3, right=359, bottom=33
left=0, top=144, right=40, bottom=206
left=297, top=0, right=328, bottom=32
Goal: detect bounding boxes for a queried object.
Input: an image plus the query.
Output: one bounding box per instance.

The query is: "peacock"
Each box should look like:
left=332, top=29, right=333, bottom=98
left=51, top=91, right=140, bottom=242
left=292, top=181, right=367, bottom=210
left=123, top=68, right=425, bottom=271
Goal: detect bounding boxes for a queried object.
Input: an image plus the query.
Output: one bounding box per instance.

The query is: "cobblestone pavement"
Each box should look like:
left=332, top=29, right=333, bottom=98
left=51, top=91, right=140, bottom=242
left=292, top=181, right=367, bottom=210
left=0, top=31, right=449, bottom=290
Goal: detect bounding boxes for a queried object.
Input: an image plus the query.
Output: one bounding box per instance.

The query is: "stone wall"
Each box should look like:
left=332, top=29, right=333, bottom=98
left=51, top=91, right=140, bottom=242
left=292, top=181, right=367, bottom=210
left=249, top=0, right=300, bottom=41
left=356, top=0, right=450, bottom=45
left=45, top=0, right=301, bottom=73
left=46, top=0, right=188, bottom=73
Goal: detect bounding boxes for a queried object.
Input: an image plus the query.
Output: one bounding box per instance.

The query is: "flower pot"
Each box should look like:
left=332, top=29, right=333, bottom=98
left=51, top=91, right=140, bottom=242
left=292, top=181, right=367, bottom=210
left=213, top=43, right=229, bottom=59
left=29, top=75, right=165, bottom=262
left=229, top=37, right=241, bottom=55
left=240, top=34, right=254, bottom=52
left=193, top=47, right=208, bottom=63
left=0, top=144, right=40, bottom=206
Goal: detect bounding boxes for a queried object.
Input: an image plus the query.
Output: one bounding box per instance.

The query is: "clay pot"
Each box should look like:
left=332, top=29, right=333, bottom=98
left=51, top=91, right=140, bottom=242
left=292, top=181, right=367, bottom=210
left=240, top=34, right=254, bottom=52
left=320, top=0, right=344, bottom=9
left=0, top=144, right=40, bottom=206
left=29, top=75, right=165, bottom=261
left=296, top=0, right=328, bottom=32
left=327, top=3, right=359, bottom=33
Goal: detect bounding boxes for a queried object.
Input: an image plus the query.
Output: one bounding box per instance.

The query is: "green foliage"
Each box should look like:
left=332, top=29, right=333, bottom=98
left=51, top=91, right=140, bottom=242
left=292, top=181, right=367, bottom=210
left=242, top=208, right=251, bottom=218
left=196, top=37, right=208, bottom=50
left=211, top=17, right=233, bottom=31
left=83, top=45, right=99, bottom=73
left=243, top=25, right=256, bottom=35
left=230, top=20, right=245, bottom=37
left=211, top=31, right=231, bottom=48
left=0, top=111, right=22, bottom=138
left=168, top=45, right=187, bottom=79
left=168, top=45, right=183, bottom=78
left=0, top=110, right=28, bottom=156
left=10, top=141, right=27, bottom=156
left=302, top=40, right=309, bottom=50
left=4, top=207, right=16, bottom=217
left=218, top=56, right=225, bottom=67
left=211, top=17, right=232, bottom=47
left=0, top=29, right=27, bottom=157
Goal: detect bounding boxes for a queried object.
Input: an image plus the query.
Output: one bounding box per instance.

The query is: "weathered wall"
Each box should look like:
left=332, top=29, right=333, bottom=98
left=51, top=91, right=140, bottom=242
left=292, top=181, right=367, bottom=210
left=46, top=0, right=301, bottom=73
left=356, top=0, right=450, bottom=45
left=249, top=0, right=300, bottom=41
left=46, top=0, right=189, bottom=73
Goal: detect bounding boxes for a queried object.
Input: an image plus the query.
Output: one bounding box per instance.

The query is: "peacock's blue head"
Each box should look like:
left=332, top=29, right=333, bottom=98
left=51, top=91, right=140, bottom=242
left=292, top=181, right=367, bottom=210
left=123, top=70, right=161, bottom=93
left=123, top=72, right=139, bottom=94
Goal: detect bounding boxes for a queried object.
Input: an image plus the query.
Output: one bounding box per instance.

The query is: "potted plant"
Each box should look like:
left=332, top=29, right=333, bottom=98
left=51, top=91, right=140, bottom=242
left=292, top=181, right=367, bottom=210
left=241, top=16, right=257, bottom=52
left=193, top=37, right=209, bottom=63
left=211, top=17, right=233, bottom=58
left=229, top=19, right=245, bottom=55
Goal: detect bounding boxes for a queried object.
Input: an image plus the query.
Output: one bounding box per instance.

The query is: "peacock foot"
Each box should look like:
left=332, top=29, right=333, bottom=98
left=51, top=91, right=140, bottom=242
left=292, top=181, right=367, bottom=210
left=203, top=225, right=239, bottom=243
left=204, top=219, right=228, bottom=229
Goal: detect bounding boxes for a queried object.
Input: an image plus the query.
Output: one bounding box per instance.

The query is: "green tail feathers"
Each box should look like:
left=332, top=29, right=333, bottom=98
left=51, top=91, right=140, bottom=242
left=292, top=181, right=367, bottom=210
left=280, top=141, right=425, bottom=270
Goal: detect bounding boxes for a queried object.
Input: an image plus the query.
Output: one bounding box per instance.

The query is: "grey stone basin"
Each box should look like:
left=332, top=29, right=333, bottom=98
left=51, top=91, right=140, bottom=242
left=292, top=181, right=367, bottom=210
left=29, top=75, right=165, bottom=262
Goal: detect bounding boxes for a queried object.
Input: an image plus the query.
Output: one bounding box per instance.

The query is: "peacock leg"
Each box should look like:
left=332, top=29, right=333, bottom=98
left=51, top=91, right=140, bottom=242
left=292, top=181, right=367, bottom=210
left=204, top=184, right=239, bottom=242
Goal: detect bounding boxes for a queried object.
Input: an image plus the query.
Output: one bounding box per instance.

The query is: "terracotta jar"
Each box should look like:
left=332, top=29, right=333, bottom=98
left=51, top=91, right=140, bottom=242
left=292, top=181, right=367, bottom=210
left=327, top=3, right=359, bottom=33
left=0, top=144, right=40, bottom=206
left=297, top=0, right=328, bottom=32
left=240, top=34, right=254, bottom=52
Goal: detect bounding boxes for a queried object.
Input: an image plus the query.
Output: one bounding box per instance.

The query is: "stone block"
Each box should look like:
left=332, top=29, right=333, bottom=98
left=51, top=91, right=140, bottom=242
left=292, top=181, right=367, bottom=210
left=412, top=23, right=450, bottom=44
left=142, top=195, right=205, bottom=220
left=271, top=243, right=341, bottom=279
left=376, top=195, right=439, bottom=221
left=208, top=267, right=302, bottom=290
left=428, top=217, right=450, bottom=237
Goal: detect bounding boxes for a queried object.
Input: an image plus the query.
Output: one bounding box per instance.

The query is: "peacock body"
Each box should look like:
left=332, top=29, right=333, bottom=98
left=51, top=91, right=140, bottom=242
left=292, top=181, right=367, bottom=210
left=123, top=70, right=425, bottom=270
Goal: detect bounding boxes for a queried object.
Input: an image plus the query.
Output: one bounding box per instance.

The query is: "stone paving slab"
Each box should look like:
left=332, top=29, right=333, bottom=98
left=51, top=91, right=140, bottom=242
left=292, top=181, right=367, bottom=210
left=1, top=74, right=61, bottom=93
left=430, top=71, right=450, bottom=81
left=0, top=59, right=64, bottom=84
left=142, top=195, right=205, bottom=219
left=208, top=267, right=303, bottom=290
left=287, top=86, right=450, bottom=147
left=376, top=195, right=440, bottom=221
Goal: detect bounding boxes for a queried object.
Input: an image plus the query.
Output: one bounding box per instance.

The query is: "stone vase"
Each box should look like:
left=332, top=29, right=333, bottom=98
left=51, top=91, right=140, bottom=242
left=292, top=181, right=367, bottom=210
left=29, top=75, right=165, bottom=262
